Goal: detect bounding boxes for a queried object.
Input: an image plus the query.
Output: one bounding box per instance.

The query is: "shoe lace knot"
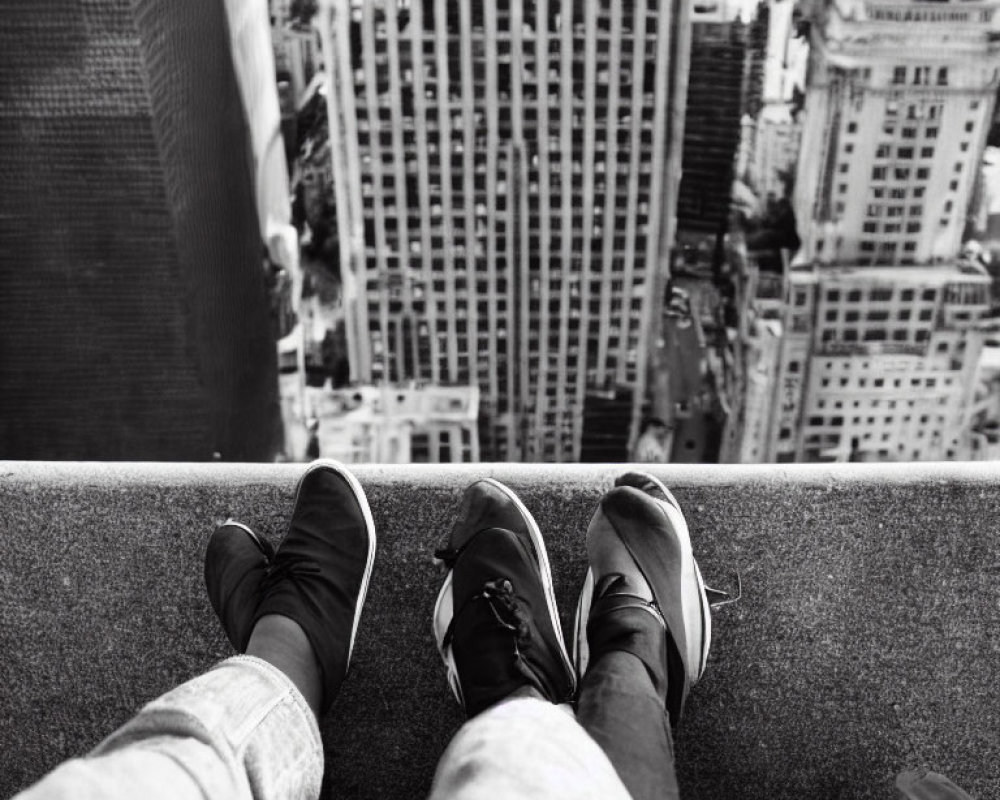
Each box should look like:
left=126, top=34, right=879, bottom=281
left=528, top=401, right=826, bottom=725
left=443, top=577, right=532, bottom=651
left=260, top=554, right=322, bottom=594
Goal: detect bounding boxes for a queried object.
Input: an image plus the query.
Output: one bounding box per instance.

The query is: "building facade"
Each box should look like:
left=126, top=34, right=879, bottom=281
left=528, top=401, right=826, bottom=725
left=729, top=1, right=1000, bottom=464
left=284, top=382, right=480, bottom=462
left=0, top=0, right=285, bottom=460
left=793, top=0, right=1000, bottom=267
left=677, top=7, right=751, bottom=238
left=317, top=0, right=690, bottom=461
left=774, top=262, right=993, bottom=462
left=752, top=109, right=802, bottom=202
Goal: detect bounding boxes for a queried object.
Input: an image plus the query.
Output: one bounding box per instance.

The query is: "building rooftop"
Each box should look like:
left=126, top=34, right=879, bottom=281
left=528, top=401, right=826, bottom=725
left=3, top=461, right=998, bottom=799
left=790, top=260, right=992, bottom=284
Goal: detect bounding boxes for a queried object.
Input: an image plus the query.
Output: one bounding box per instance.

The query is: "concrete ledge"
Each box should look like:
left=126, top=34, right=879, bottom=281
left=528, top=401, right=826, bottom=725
left=2, top=462, right=999, bottom=799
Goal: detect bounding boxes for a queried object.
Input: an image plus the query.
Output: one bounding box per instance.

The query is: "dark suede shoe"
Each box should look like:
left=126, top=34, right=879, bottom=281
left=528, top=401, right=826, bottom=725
left=204, top=520, right=275, bottom=651
left=574, top=473, right=711, bottom=728
left=434, top=479, right=576, bottom=717
left=253, top=460, right=376, bottom=713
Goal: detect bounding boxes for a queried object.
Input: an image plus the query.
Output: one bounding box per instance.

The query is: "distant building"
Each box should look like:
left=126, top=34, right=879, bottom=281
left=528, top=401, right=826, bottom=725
left=677, top=6, right=751, bottom=238
left=293, top=383, right=480, bottom=463
left=752, top=107, right=802, bottom=202
left=760, top=0, right=808, bottom=106
left=969, top=336, right=1000, bottom=459
left=722, top=243, right=790, bottom=463
left=771, top=260, right=993, bottom=462
left=741, top=0, right=805, bottom=201
left=793, top=0, right=1000, bottom=266
left=315, top=0, right=691, bottom=461
left=730, top=0, right=1000, bottom=464
left=270, top=0, right=324, bottom=112
left=0, top=0, right=288, bottom=460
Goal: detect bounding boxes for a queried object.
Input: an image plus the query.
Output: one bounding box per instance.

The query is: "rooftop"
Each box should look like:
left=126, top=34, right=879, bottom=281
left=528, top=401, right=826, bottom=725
left=3, top=461, right=998, bottom=799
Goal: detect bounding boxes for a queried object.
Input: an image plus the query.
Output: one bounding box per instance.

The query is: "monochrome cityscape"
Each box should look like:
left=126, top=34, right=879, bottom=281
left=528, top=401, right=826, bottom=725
left=4, top=0, right=1000, bottom=464
left=269, top=0, right=1000, bottom=465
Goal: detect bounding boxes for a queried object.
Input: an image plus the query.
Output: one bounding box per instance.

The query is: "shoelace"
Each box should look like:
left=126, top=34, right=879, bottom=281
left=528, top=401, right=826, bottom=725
left=442, top=578, right=532, bottom=651
left=260, top=553, right=323, bottom=595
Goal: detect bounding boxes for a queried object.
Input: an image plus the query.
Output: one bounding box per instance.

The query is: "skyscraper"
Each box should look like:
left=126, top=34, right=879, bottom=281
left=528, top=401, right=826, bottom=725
left=736, top=0, right=1000, bottom=463
left=317, top=0, right=690, bottom=461
left=0, top=0, right=287, bottom=460
left=793, top=0, right=1000, bottom=266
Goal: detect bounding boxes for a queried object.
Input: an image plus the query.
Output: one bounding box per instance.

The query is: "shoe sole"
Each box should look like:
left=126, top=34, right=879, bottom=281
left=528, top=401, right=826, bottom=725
left=573, top=486, right=711, bottom=684
left=433, top=478, right=576, bottom=708
left=295, top=459, right=377, bottom=665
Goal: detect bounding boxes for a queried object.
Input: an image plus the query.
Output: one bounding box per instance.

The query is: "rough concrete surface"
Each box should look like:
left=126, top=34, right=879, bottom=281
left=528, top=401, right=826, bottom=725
left=1, top=461, right=998, bottom=799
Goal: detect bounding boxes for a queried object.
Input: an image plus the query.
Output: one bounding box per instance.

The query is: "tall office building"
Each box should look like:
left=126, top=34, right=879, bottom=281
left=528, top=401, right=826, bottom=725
left=793, top=0, right=1000, bottom=266
left=317, top=0, right=690, bottom=461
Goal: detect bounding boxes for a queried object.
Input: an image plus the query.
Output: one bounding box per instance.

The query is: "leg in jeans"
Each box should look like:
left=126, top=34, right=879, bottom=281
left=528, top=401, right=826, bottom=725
left=429, top=695, right=631, bottom=800
left=15, top=655, right=323, bottom=800
left=428, top=479, right=631, bottom=800
left=15, top=460, right=376, bottom=800
left=574, top=473, right=713, bottom=800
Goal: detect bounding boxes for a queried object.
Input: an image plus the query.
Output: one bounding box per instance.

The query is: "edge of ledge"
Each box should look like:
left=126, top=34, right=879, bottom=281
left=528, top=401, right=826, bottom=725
left=2, top=460, right=1000, bottom=489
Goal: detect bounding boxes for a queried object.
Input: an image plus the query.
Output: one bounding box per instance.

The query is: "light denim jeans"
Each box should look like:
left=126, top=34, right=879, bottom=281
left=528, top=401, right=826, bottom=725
left=15, top=656, right=632, bottom=800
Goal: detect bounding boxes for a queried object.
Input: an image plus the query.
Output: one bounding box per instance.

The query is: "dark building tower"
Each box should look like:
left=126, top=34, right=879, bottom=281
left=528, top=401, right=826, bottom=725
left=0, top=0, right=283, bottom=460
left=676, top=6, right=750, bottom=240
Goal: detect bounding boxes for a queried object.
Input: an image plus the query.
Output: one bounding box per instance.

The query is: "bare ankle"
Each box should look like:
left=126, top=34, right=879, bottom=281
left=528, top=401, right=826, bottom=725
left=247, top=614, right=324, bottom=717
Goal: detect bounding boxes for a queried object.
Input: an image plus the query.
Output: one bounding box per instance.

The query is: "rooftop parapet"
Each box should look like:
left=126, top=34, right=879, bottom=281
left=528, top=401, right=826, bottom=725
left=2, top=461, right=998, bottom=799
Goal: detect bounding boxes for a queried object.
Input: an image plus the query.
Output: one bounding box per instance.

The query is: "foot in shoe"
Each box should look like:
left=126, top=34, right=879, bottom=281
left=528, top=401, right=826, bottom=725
left=252, top=459, right=377, bottom=714
left=204, top=520, right=275, bottom=651
left=434, top=479, right=576, bottom=717
left=574, top=475, right=711, bottom=728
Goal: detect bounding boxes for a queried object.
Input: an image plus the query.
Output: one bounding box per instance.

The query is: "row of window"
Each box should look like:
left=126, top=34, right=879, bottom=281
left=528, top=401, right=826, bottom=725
left=816, top=392, right=952, bottom=409
left=872, top=144, right=938, bottom=160
left=862, top=221, right=923, bottom=235
left=355, top=103, right=658, bottom=135
left=891, top=65, right=948, bottom=87
left=858, top=240, right=918, bottom=255
left=807, top=412, right=947, bottom=429
left=819, top=328, right=931, bottom=344
left=814, top=374, right=952, bottom=391
left=823, top=307, right=934, bottom=322
left=367, top=275, right=642, bottom=293
left=869, top=164, right=950, bottom=182
left=820, top=286, right=937, bottom=305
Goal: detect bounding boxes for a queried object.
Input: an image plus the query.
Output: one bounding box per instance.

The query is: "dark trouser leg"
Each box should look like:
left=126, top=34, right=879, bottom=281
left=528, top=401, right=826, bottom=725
left=576, top=650, right=680, bottom=800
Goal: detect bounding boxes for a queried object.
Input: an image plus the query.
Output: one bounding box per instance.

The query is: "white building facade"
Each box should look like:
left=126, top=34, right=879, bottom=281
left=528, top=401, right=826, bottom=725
left=772, top=261, right=992, bottom=462
left=736, top=1, right=1000, bottom=464
left=793, top=0, right=1000, bottom=267
left=315, top=0, right=690, bottom=461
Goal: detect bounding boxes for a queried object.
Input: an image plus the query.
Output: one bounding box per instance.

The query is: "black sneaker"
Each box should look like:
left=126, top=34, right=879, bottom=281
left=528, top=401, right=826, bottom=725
left=573, top=472, right=710, bottom=728
left=253, top=460, right=376, bottom=713
left=204, top=520, right=275, bottom=651
left=433, top=479, right=576, bottom=717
